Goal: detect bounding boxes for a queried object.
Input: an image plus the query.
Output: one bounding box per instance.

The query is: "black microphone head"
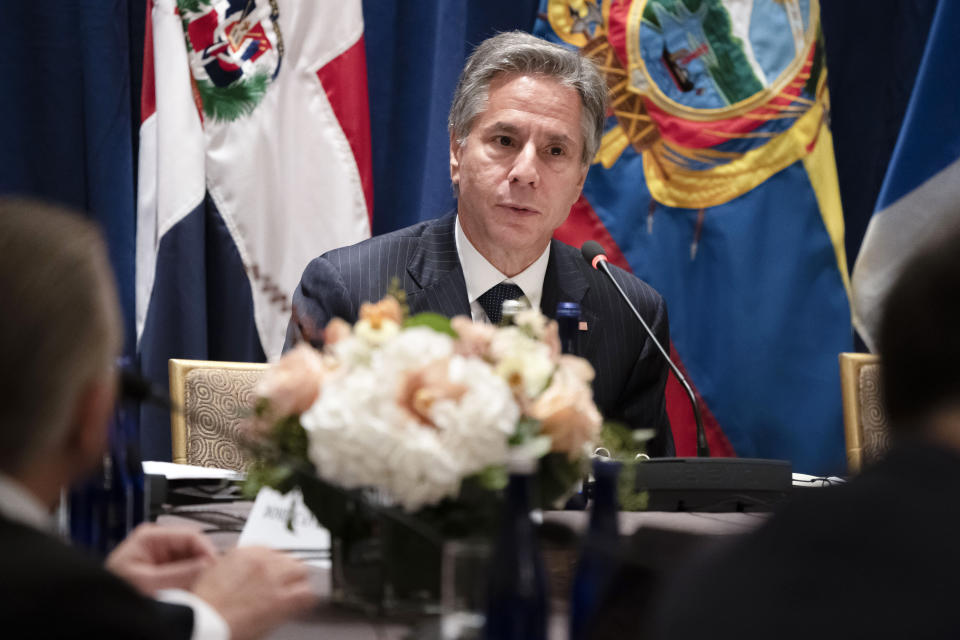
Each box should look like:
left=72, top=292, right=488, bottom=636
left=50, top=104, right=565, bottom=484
left=119, top=367, right=172, bottom=408
left=119, top=367, right=151, bottom=400
left=581, top=240, right=607, bottom=268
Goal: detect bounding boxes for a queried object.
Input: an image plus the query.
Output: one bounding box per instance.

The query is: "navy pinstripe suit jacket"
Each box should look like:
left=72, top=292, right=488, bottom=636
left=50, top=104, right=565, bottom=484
left=284, top=213, right=674, bottom=457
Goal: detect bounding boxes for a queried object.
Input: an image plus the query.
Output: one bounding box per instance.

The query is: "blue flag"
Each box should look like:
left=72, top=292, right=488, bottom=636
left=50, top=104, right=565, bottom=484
left=852, top=0, right=960, bottom=351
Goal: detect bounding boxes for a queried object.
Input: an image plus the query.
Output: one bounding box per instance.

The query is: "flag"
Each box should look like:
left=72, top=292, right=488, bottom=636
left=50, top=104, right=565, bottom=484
left=852, top=0, right=960, bottom=352
left=137, top=0, right=372, bottom=460
left=537, top=0, right=852, bottom=474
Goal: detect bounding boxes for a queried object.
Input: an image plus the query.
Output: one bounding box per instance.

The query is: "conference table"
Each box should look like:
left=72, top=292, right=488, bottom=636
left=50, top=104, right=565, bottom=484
left=159, top=500, right=765, bottom=639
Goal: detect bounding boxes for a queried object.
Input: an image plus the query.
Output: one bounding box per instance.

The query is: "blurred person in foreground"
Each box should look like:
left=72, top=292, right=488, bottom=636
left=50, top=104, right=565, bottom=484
left=0, top=198, right=317, bottom=639
left=285, top=31, right=674, bottom=456
left=646, top=222, right=960, bottom=639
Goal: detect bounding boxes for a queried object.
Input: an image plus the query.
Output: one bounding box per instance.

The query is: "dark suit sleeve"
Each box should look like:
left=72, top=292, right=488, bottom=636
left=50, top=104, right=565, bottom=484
left=615, top=273, right=674, bottom=457
left=0, top=518, right=194, bottom=639
left=283, top=254, right=355, bottom=351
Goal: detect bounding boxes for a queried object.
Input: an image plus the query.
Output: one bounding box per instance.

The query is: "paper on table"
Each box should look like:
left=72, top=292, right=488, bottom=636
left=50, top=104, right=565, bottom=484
left=792, top=472, right=846, bottom=487
left=142, top=461, right=245, bottom=482
left=238, top=487, right=330, bottom=568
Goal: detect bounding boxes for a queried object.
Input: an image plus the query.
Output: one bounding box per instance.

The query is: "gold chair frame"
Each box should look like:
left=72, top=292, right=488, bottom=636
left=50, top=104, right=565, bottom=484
left=839, top=352, right=881, bottom=475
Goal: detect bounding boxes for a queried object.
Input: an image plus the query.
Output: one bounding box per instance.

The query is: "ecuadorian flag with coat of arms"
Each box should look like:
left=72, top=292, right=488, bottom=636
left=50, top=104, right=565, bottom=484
left=537, top=0, right=852, bottom=475
left=137, top=0, right=372, bottom=460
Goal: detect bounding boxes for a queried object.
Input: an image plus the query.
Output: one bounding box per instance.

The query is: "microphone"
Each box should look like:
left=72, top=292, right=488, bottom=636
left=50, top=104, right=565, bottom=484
left=581, top=241, right=709, bottom=458
left=119, top=366, right=173, bottom=410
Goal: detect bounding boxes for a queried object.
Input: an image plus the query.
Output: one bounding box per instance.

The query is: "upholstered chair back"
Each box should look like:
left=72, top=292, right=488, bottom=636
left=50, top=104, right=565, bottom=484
left=839, top=353, right=891, bottom=474
left=168, top=359, right=269, bottom=471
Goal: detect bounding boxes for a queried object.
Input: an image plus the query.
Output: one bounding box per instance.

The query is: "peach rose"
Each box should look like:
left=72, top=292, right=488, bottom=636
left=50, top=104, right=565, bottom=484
left=255, top=344, right=328, bottom=418
left=359, top=296, right=403, bottom=328
left=526, top=357, right=601, bottom=457
left=557, top=354, right=595, bottom=384
left=323, top=317, right=352, bottom=346
left=451, top=316, right=496, bottom=358
left=395, top=358, right=468, bottom=428
left=542, top=319, right=561, bottom=362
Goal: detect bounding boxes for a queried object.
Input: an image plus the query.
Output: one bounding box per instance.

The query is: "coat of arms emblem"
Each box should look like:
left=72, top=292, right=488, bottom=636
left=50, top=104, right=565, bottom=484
left=542, top=0, right=828, bottom=209
left=178, top=0, right=283, bottom=122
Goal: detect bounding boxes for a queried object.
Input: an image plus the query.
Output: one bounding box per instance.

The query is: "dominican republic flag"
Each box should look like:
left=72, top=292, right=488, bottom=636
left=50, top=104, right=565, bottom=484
left=852, top=0, right=960, bottom=352
left=536, top=0, right=853, bottom=475
left=137, top=0, right=372, bottom=460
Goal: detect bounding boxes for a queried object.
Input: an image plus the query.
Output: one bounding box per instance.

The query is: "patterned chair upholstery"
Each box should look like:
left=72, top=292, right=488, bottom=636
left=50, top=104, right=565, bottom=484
left=839, top=353, right=892, bottom=474
left=168, top=359, right=270, bottom=472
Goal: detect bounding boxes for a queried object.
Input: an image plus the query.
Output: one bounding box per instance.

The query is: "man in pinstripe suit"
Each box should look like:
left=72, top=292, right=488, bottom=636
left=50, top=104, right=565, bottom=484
left=285, top=32, right=674, bottom=456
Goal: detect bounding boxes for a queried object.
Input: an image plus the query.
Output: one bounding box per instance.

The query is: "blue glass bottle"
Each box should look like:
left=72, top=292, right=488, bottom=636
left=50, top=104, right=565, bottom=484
left=484, top=461, right=548, bottom=640
left=68, top=458, right=109, bottom=555
left=119, top=399, right=147, bottom=527
left=569, top=458, right=621, bottom=640
left=105, top=414, right=134, bottom=551
left=556, top=302, right=581, bottom=355
left=115, top=355, right=147, bottom=527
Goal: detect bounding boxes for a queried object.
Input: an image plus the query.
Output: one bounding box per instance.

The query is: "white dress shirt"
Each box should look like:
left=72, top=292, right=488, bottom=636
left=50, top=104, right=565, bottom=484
left=454, top=215, right=551, bottom=322
left=0, top=473, right=228, bottom=640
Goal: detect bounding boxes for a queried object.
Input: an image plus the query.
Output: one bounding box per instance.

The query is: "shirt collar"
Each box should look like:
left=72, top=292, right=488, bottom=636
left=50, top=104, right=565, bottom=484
left=0, top=473, right=53, bottom=531
left=454, top=215, right=551, bottom=312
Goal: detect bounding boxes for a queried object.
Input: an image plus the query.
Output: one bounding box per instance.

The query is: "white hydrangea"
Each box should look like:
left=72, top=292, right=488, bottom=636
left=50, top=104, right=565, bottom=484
left=299, top=330, right=518, bottom=511
left=374, top=326, right=455, bottom=375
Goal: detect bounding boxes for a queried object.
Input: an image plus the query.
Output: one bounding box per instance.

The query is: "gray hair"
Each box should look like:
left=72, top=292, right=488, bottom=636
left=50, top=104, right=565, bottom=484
left=449, top=31, right=608, bottom=165
left=0, top=198, right=121, bottom=473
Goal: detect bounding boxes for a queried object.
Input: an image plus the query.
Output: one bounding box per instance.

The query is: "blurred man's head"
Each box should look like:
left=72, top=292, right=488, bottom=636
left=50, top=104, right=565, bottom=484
left=447, top=31, right=608, bottom=275
left=879, top=222, right=960, bottom=436
left=0, top=198, right=122, bottom=488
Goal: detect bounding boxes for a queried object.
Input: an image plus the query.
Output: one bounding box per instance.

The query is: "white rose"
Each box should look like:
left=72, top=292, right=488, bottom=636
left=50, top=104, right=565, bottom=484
left=488, top=327, right=555, bottom=398
left=354, top=317, right=401, bottom=346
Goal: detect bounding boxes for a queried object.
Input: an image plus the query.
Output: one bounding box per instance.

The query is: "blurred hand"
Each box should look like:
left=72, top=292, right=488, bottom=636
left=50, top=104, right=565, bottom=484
left=105, top=523, right=217, bottom=596
left=192, top=547, right=318, bottom=640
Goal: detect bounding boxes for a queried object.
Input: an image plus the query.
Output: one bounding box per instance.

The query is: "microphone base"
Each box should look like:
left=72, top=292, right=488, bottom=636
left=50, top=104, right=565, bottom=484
left=633, top=457, right=792, bottom=513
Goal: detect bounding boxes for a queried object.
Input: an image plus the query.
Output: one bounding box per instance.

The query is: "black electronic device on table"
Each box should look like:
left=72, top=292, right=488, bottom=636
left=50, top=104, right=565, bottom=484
left=632, top=457, right=792, bottom=512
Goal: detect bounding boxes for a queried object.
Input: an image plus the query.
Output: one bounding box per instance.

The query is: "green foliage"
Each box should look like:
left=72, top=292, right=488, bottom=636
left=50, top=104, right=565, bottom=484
left=243, top=461, right=298, bottom=498
left=386, top=278, right=409, bottom=317
left=404, top=312, right=457, bottom=337
left=195, top=73, right=269, bottom=122
left=272, top=415, right=310, bottom=459
left=475, top=464, right=508, bottom=492
left=536, top=452, right=588, bottom=508
left=597, top=421, right=654, bottom=457
left=508, top=416, right=541, bottom=446
left=176, top=0, right=207, bottom=15
left=241, top=416, right=310, bottom=497
left=592, top=423, right=653, bottom=511
left=617, top=460, right=650, bottom=511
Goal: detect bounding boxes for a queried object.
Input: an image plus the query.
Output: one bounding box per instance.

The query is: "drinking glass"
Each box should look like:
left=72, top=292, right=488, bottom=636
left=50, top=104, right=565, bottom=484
left=441, top=539, right=491, bottom=640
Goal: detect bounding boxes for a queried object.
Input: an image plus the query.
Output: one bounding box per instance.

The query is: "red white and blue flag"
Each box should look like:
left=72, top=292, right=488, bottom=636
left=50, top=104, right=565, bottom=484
left=137, top=0, right=372, bottom=459
left=852, top=0, right=960, bottom=352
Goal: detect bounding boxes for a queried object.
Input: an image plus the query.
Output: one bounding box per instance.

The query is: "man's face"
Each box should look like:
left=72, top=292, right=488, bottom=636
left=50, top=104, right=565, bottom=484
left=450, top=73, right=589, bottom=270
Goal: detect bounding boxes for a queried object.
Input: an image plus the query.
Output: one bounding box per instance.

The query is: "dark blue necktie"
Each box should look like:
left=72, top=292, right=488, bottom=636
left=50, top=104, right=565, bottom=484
left=477, top=283, right=525, bottom=325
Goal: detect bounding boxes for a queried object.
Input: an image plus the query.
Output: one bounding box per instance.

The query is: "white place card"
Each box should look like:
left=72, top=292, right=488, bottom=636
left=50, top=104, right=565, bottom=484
left=237, top=487, right=330, bottom=562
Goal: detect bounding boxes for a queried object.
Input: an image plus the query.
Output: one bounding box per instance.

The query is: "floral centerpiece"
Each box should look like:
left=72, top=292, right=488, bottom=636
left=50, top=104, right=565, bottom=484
left=243, top=294, right=606, bottom=611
